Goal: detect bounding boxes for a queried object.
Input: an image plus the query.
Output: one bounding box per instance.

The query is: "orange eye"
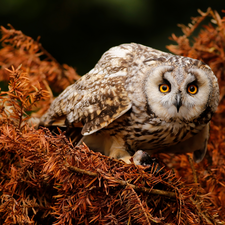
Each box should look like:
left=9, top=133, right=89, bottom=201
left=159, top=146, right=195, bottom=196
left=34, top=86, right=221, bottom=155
left=187, top=84, right=198, bottom=95
left=159, top=84, right=170, bottom=93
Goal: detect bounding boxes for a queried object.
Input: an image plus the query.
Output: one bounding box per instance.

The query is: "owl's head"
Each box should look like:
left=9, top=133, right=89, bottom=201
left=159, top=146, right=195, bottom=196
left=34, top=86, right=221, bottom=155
left=144, top=57, right=219, bottom=122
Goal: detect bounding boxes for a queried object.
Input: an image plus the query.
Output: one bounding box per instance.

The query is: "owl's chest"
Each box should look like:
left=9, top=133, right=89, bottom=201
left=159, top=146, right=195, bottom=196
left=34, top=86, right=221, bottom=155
left=106, top=112, right=201, bottom=151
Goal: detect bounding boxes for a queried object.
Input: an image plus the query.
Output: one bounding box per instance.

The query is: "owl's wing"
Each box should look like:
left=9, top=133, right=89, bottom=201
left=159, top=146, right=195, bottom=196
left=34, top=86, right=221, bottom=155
left=40, top=43, right=136, bottom=136
left=79, top=79, right=132, bottom=135
left=39, top=76, right=132, bottom=136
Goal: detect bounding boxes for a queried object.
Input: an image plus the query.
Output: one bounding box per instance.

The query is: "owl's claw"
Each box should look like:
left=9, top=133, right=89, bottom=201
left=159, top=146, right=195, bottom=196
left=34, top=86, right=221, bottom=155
left=133, top=150, right=162, bottom=173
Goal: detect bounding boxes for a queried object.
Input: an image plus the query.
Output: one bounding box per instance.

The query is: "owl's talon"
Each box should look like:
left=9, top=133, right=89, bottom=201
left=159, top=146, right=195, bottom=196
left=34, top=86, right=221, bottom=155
left=133, top=150, right=162, bottom=173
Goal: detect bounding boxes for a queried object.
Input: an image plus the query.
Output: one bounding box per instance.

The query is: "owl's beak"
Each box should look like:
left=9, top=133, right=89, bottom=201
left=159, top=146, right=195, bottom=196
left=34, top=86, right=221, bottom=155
left=175, top=93, right=182, bottom=112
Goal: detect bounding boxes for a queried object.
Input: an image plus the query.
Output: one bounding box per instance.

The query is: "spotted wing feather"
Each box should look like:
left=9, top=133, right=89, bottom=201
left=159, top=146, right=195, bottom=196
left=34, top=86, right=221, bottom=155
left=40, top=76, right=131, bottom=135
left=39, top=45, right=134, bottom=135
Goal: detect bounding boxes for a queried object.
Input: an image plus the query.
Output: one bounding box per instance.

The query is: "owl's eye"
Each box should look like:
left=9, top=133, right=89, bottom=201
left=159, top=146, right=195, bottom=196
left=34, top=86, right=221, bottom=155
left=187, top=84, right=198, bottom=95
left=159, top=84, right=170, bottom=93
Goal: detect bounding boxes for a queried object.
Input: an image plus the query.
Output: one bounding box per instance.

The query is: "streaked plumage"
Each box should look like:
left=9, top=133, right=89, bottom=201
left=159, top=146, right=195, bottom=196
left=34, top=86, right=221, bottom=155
left=39, top=43, right=219, bottom=164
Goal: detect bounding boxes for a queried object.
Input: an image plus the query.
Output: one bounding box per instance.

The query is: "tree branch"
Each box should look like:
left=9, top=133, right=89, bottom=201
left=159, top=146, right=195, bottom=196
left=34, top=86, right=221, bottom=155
left=66, top=164, right=176, bottom=198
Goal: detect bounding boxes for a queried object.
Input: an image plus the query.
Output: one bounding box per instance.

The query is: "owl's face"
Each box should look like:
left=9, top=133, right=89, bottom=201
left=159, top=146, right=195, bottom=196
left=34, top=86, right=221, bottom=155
left=145, top=61, right=215, bottom=121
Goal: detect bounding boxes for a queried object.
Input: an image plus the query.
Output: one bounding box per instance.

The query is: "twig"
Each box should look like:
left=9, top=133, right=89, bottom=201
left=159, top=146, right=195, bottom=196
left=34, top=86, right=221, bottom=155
left=66, top=164, right=176, bottom=198
left=187, top=156, right=215, bottom=224
left=190, top=197, right=213, bottom=224
left=187, top=155, right=198, bottom=184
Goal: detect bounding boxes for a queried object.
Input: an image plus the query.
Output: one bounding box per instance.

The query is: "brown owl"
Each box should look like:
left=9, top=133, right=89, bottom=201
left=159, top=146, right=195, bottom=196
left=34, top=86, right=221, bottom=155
left=39, top=43, right=219, bottom=164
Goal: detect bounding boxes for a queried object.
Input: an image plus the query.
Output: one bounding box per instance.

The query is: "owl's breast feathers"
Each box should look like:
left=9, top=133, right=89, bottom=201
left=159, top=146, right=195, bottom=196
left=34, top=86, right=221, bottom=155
left=103, top=108, right=208, bottom=152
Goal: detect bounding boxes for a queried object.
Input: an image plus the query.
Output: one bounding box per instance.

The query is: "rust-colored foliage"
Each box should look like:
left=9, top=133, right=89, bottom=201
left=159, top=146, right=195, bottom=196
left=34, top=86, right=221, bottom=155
left=0, top=8, right=225, bottom=224
left=0, top=25, right=80, bottom=117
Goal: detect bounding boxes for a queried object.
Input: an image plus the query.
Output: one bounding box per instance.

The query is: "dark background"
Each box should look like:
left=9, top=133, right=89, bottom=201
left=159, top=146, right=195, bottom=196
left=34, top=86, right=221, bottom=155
left=0, top=0, right=224, bottom=75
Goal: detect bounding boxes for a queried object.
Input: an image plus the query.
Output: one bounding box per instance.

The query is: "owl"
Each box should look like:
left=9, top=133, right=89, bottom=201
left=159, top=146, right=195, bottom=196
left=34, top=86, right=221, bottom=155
left=39, top=43, right=219, bottom=164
